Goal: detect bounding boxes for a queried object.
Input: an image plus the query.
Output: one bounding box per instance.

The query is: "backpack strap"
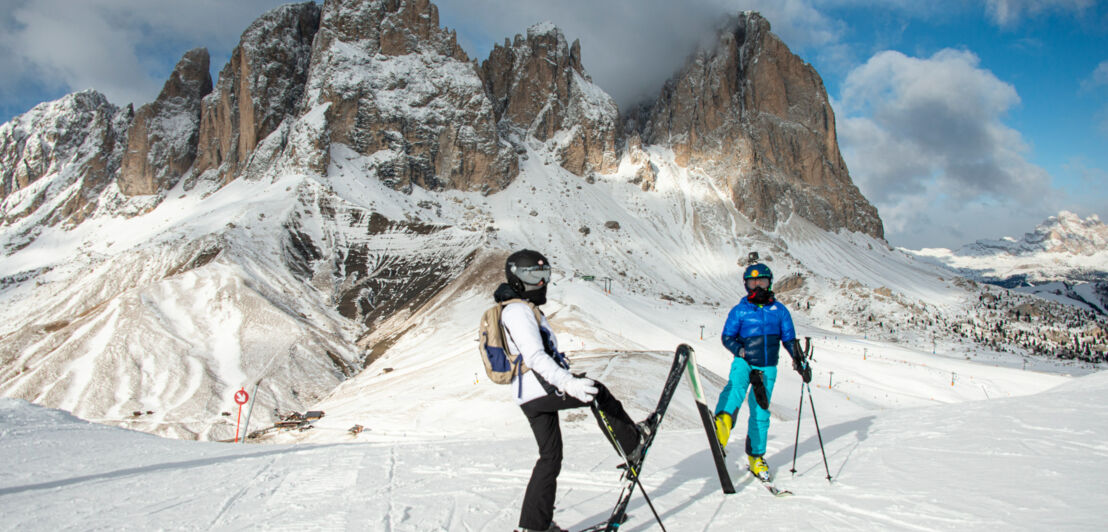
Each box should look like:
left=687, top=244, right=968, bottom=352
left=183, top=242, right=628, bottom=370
left=499, top=298, right=557, bottom=398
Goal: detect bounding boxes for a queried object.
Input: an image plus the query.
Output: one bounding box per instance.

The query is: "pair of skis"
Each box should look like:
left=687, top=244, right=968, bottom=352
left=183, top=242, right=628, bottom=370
left=583, top=343, right=794, bottom=531
left=582, top=345, right=690, bottom=532
left=684, top=347, right=792, bottom=498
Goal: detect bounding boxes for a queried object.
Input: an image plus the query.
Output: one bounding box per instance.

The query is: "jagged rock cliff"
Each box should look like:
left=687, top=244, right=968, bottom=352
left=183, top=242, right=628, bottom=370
left=194, top=2, right=321, bottom=184
left=297, top=0, right=516, bottom=191
left=480, top=22, right=619, bottom=176
left=641, top=12, right=884, bottom=239
left=119, top=48, right=212, bottom=196
left=0, top=90, right=131, bottom=234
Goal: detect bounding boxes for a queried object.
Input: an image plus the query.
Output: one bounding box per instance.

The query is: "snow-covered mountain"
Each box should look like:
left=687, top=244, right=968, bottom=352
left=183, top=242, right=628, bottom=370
left=908, top=211, right=1108, bottom=314
left=1, top=0, right=1104, bottom=446
left=962, top=210, right=1108, bottom=258
left=912, top=211, right=1108, bottom=281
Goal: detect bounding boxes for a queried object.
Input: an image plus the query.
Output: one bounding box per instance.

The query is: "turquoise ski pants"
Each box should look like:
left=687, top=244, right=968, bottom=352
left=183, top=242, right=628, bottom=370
left=714, top=357, right=777, bottom=457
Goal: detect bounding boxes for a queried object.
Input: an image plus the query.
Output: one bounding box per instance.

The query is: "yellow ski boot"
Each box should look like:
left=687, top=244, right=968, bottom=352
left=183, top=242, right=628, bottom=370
left=748, top=455, right=771, bottom=482
left=713, top=412, right=732, bottom=448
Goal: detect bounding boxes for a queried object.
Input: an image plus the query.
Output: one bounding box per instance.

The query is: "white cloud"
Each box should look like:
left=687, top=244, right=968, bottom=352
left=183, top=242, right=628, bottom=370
left=0, top=0, right=288, bottom=111
left=1079, top=61, right=1108, bottom=137
left=837, top=48, right=1062, bottom=248
left=1082, top=60, right=1108, bottom=90
left=984, top=0, right=1094, bottom=26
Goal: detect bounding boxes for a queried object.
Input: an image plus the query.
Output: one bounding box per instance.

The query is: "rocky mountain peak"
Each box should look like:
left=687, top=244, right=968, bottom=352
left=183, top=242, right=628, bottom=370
left=296, top=0, right=516, bottom=191
left=314, top=0, right=466, bottom=61
left=480, top=22, right=618, bottom=176
left=119, top=47, right=212, bottom=196
left=641, top=11, right=884, bottom=239
left=0, top=90, right=131, bottom=233
left=194, top=2, right=321, bottom=184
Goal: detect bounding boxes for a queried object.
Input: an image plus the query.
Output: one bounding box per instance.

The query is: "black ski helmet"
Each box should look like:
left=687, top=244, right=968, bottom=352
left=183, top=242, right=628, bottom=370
left=743, top=263, right=773, bottom=292
left=505, top=249, right=551, bottom=304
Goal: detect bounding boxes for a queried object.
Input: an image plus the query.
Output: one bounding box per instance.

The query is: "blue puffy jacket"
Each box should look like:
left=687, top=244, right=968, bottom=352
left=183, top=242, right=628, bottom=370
left=721, top=298, right=798, bottom=367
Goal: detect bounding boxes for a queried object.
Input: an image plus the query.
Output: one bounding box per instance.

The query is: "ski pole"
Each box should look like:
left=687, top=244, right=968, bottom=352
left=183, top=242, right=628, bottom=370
left=789, top=383, right=804, bottom=476
left=593, top=402, right=666, bottom=532
left=804, top=382, right=833, bottom=482
left=791, top=337, right=812, bottom=476
left=627, top=474, right=665, bottom=532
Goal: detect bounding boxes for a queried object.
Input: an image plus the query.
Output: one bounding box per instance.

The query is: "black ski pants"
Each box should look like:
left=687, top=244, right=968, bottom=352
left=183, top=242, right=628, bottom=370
left=518, top=381, right=638, bottom=530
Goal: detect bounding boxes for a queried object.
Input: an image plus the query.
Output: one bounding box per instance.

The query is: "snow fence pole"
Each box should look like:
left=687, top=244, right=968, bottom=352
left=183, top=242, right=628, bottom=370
left=240, top=380, right=261, bottom=443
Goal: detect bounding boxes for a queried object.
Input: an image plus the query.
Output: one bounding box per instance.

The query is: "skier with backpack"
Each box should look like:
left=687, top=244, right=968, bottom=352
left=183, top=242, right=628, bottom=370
left=713, top=263, right=812, bottom=484
left=479, top=249, right=653, bottom=532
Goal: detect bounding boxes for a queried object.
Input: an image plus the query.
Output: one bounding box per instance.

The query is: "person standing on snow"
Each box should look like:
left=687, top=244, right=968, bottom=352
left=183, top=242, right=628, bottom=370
left=713, top=263, right=812, bottom=482
left=496, top=249, right=654, bottom=532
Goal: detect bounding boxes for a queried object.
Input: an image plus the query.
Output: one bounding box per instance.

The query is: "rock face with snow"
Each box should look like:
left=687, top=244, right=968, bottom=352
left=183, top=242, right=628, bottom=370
left=641, top=12, right=883, bottom=239
left=961, top=211, right=1108, bottom=257
left=194, top=2, right=321, bottom=184
left=480, top=23, right=619, bottom=176
left=119, top=48, right=212, bottom=196
left=0, top=90, right=131, bottom=232
left=298, top=0, right=516, bottom=191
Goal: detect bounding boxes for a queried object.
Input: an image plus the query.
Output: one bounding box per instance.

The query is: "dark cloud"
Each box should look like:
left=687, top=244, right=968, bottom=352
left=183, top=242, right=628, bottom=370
left=435, top=0, right=847, bottom=110
left=0, top=0, right=288, bottom=117
left=436, top=0, right=722, bottom=109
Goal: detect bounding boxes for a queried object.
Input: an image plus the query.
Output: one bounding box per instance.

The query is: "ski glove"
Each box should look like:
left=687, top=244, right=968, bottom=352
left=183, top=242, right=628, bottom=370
left=792, top=357, right=812, bottom=383
left=562, top=376, right=598, bottom=402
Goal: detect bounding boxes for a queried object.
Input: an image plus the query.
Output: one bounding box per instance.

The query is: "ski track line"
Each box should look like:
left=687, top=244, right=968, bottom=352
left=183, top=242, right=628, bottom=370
left=474, top=472, right=524, bottom=532
left=207, top=453, right=279, bottom=529
left=345, top=443, right=387, bottom=532
left=258, top=445, right=359, bottom=532
left=809, top=494, right=937, bottom=531
left=0, top=446, right=303, bottom=497
left=384, top=446, right=397, bottom=532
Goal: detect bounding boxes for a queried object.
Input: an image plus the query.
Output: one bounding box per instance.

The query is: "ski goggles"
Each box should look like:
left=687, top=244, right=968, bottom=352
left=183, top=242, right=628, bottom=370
left=512, top=264, right=552, bottom=287
left=745, top=277, right=771, bottom=289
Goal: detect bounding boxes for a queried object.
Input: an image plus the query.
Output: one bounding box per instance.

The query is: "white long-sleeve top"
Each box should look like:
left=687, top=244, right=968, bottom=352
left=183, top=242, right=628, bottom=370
left=501, top=301, right=574, bottom=405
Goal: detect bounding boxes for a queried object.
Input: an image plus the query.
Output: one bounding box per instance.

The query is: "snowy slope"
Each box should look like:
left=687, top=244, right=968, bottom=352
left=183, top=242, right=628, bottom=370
left=1, top=355, right=1101, bottom=530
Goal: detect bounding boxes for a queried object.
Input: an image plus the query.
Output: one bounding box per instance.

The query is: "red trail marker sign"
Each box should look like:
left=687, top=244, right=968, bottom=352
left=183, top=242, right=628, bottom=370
left=233, top=388, right=249, bottom=442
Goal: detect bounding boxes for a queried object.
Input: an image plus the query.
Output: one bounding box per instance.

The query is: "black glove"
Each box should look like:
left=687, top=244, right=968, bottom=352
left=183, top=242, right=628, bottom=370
left=792, top=357, right=812, bottom=383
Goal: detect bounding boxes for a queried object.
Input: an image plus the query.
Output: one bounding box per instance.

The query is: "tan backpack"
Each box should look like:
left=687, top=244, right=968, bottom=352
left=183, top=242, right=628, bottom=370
left=478, top=298, right=545, bottom=389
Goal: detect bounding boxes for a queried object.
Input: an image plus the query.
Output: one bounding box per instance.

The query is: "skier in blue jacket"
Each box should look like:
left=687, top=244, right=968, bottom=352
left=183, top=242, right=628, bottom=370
left=714, top=263, right=811, bottom=482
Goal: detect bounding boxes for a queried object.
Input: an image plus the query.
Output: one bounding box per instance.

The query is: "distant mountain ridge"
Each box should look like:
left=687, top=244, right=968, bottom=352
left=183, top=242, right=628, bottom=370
left=960, top=211, right=1107, bottom=258
left=911, top=211, right=1108, bottom=284
left=908, top=211, right=1108, bottom=314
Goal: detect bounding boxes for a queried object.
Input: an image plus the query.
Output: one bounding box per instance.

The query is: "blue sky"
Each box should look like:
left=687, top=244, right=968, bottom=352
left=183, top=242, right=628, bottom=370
left=1, top=0, right=1105, bottom=249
